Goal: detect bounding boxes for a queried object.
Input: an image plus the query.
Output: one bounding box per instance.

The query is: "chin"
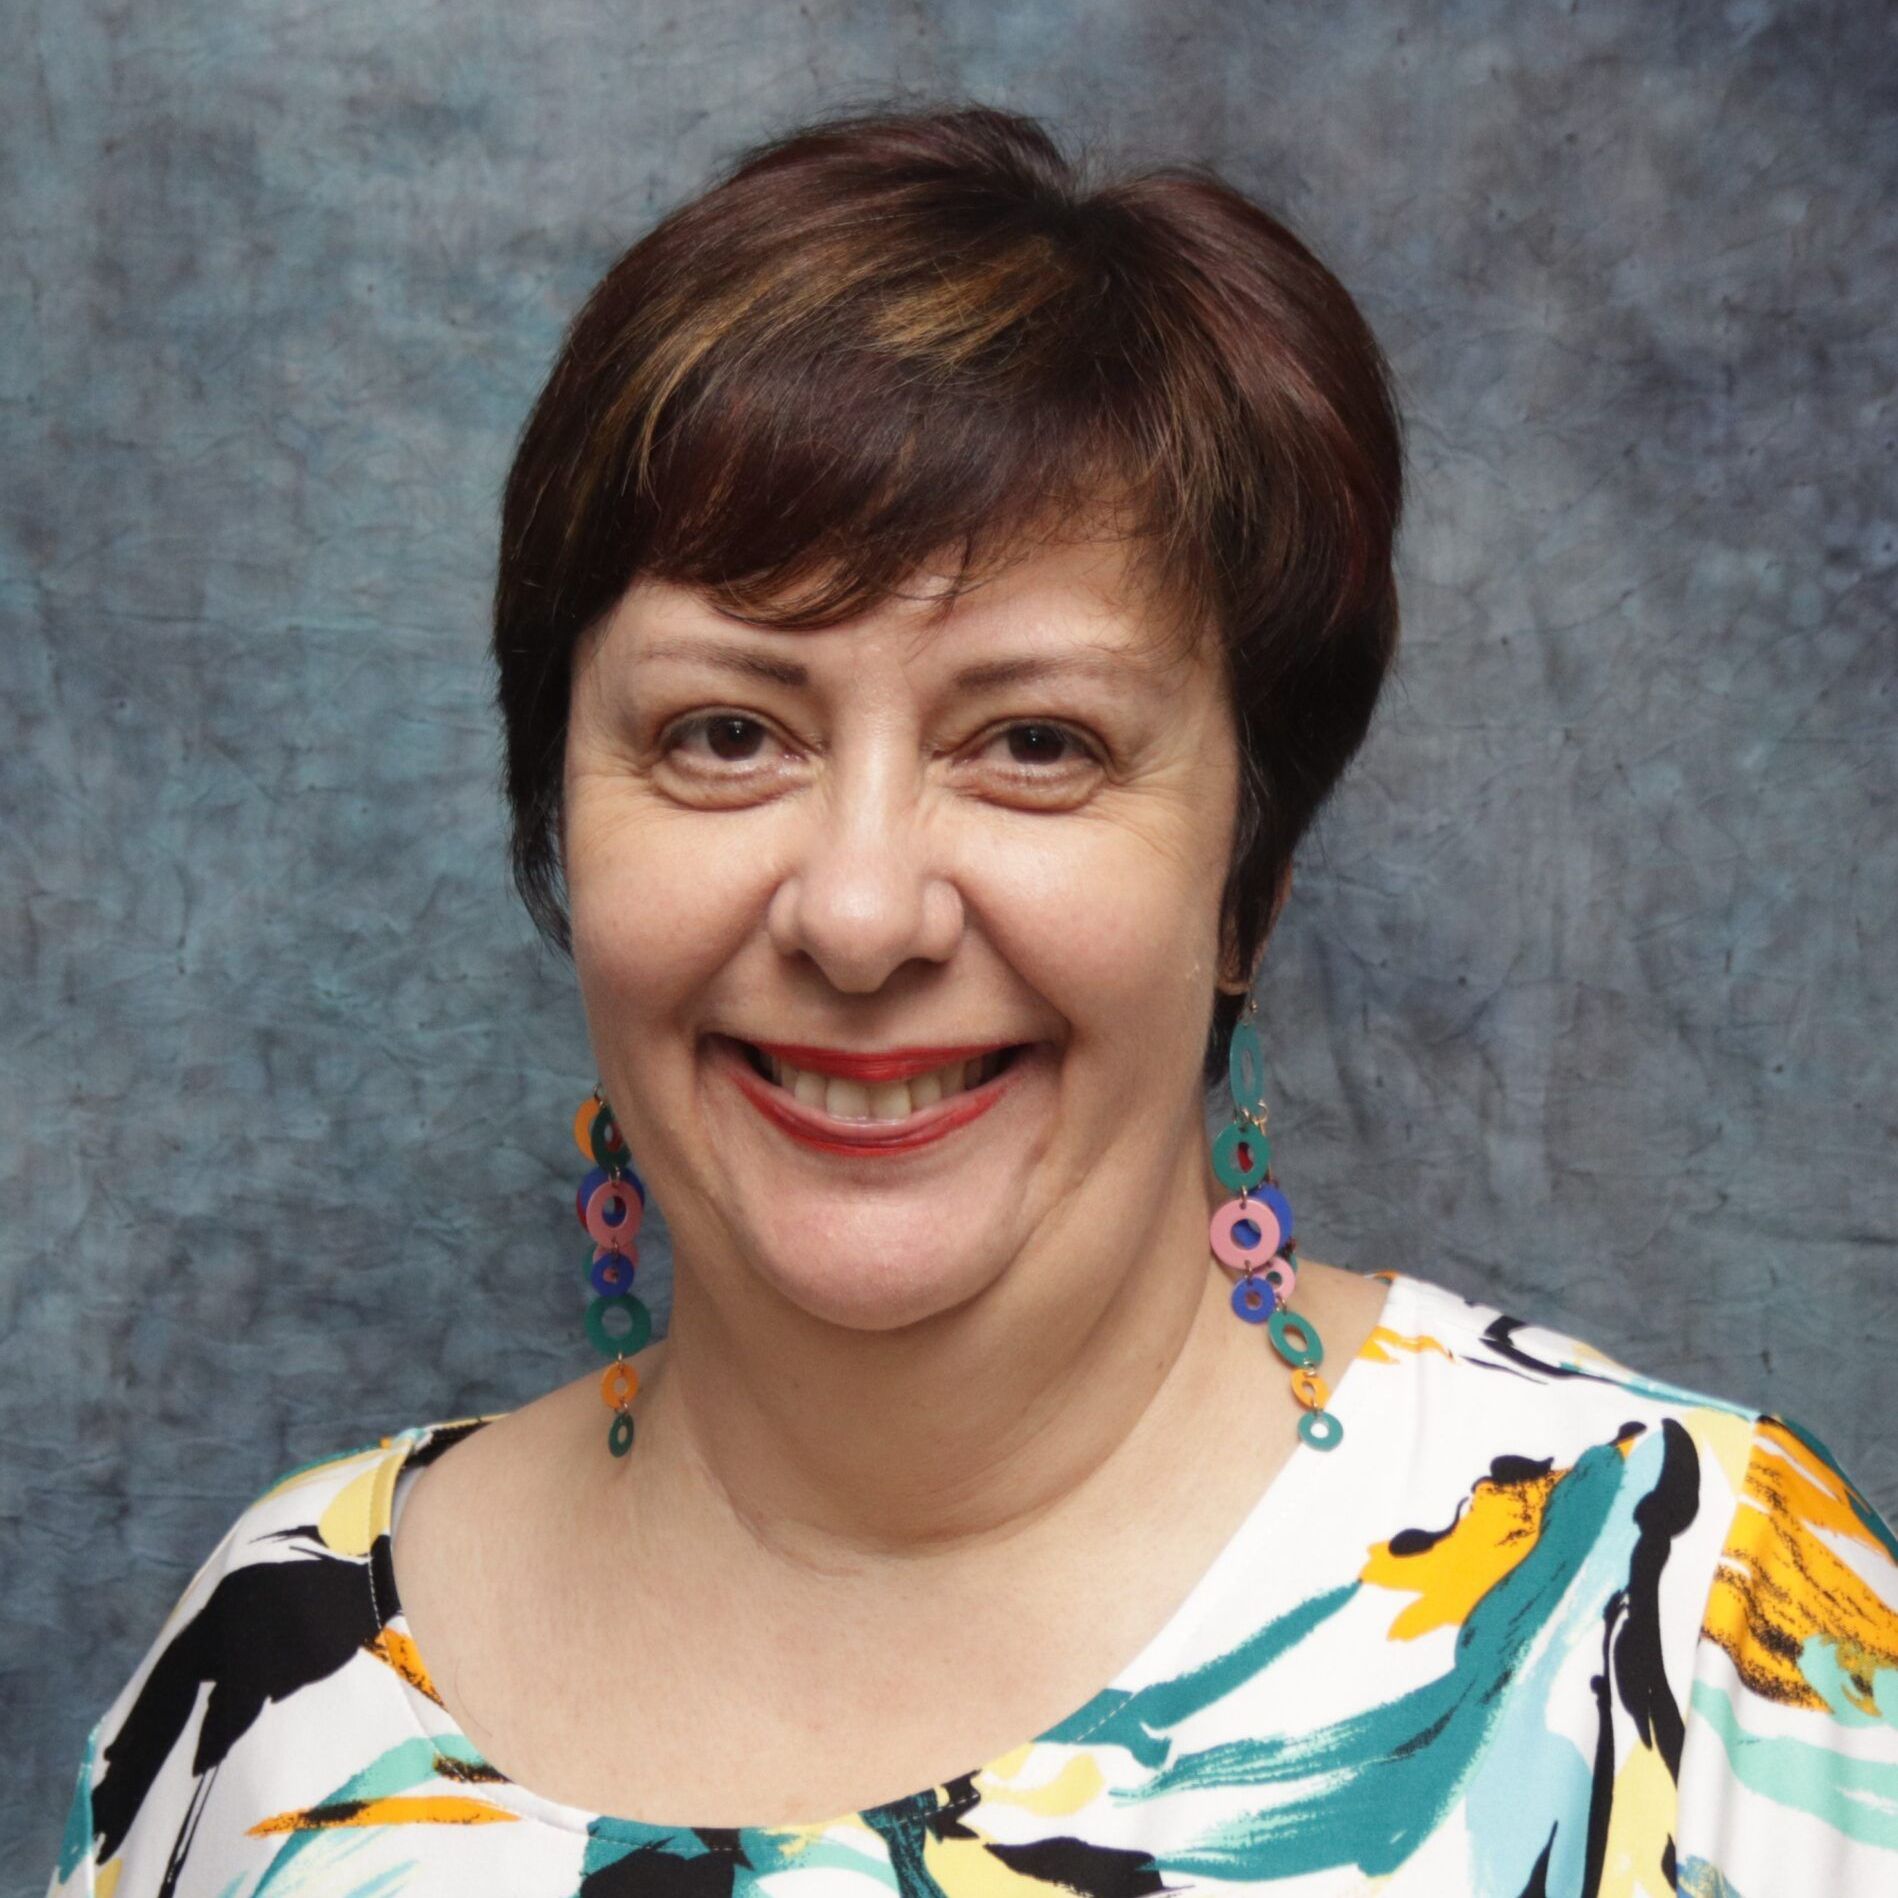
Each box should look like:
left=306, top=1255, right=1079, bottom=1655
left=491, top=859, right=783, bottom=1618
left=739, top=1212, right=1011, bottom=1333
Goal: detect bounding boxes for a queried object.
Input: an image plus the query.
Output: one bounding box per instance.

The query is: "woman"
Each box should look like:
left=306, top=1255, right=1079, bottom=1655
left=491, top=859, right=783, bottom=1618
left=51, top=103, right=1897, bottom=1897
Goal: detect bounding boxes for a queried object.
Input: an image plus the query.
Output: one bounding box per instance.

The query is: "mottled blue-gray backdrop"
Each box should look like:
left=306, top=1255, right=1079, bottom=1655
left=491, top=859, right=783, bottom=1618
left=4, top=0, right=1893, bottom=1884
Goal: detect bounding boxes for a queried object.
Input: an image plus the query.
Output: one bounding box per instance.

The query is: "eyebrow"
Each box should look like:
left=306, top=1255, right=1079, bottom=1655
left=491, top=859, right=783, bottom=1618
left=951, top=653, right=1146, bottom=692
left=638, top=639, right=811, bottom=686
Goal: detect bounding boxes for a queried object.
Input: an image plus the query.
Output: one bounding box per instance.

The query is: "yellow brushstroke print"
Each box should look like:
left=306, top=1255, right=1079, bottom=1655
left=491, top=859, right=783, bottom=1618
left=248, top=1795, right=516, bottom=1834
left=1702, top=1418, right=1898, bottom=1715
left=1595, top=1730, right=1678, bottom=1898
left=316, top=1460, right=385, bottom=1560
left=366, top=1625, right=444, bottom=1704
left=1357, top=1325, right=1454, bottom=1367
left=971, top=1741, right=1106, bottom=1819
left=1362, top=1460, right=1564, bottom=1639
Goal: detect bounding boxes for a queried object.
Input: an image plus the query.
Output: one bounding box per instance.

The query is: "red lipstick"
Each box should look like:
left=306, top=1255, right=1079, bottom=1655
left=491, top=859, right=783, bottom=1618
left=746, top=1040, right=1014, bottom=1084
left=713, top=1036, right=1027, bottom=1155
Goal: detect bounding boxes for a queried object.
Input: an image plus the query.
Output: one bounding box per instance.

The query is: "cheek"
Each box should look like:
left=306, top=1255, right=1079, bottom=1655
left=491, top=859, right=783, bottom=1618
left=564, top=784, right=768, bottom=1027
left=972, top=805, right=1228, bottom=1040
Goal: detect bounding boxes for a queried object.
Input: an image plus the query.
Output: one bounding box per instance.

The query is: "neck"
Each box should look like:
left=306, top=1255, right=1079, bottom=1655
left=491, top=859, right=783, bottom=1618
left=623, top=1124, right=1238, bottom=1577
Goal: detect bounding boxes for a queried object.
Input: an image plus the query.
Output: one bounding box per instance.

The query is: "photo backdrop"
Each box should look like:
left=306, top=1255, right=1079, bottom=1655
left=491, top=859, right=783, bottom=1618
left=4, top=1, right=1891, bottom=1884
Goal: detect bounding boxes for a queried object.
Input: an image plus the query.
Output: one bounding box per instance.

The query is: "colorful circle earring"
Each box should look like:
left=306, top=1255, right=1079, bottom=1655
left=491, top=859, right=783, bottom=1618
left=571, top=1083, right=653, bottom=1457
left=1209, top=994, right=1343, bottom=1451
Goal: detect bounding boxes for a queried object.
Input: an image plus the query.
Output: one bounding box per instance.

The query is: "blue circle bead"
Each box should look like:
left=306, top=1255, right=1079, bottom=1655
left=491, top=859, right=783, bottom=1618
left=1230, top=1275, right=1278, bottom=1324
left=587, top=1249, right=637, bottom=1298
left=575, top=1165, right=608, bottom=1225
left=586, top=1293, right=653, bottom=1359
left=1251, top=1183, right=1295, bottom=1245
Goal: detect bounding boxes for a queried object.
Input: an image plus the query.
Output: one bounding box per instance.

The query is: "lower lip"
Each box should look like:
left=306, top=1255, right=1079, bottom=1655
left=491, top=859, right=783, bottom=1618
left=711, top=1036, right=1028, bottom=1156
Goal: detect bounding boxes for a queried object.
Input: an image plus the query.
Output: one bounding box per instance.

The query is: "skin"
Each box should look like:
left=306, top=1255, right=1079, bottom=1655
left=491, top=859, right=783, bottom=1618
left=393, top=526, right=1393, bottom=1824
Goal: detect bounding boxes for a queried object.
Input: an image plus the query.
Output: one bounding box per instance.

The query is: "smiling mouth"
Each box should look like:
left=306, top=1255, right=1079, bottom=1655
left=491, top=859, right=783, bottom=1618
left=719, top=1037, right=1028, bottom=1123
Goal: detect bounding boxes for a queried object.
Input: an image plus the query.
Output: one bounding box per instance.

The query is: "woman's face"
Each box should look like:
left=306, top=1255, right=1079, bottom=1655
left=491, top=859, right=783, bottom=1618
left=563, top=530, right=1242, bottom=1334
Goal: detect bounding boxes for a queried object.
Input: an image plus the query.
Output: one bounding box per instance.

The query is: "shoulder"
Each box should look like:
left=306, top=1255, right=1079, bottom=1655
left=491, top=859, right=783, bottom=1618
left=52, top=1419, right=494, bottom=1896
left=1673, top=1407, right=1898, bottom=1882
left=1370, top=1265, right=1772, bottom=1454
left=1371, top=1269, right=1898, bottom=1877
left=1358, top=1268, right=1889, bottom=1637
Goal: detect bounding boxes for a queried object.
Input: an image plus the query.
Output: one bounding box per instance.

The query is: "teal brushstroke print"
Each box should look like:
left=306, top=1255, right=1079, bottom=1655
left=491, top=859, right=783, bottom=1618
left=1123, top=1436, right=1631, bottom=1885
left=1688, top=1679, right=1898, bottom=1852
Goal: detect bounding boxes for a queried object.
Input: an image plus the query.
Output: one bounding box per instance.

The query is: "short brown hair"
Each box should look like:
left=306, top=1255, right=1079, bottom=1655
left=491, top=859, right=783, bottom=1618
left=493, top=102, right=1404, bottom=1085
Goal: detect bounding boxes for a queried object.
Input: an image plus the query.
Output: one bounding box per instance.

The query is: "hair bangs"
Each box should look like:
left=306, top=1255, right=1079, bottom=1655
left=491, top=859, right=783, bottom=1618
left=620, top=238, right=1216, bottom=659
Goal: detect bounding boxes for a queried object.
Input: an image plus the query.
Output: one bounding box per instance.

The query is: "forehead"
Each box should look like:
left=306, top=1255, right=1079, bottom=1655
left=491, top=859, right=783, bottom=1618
left=599, top=527, right=1211, bottom=687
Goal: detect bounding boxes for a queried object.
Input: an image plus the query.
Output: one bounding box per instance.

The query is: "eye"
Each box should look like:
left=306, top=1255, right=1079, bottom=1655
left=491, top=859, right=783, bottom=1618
left=700, top=714, right=765, bottom=762
left=962, top=720, right=1106, bottom=808
left=662, top=713, right=782, bottom=768
left=653, top=711, right=799, bottom=806
left=999, top=723, right=1072, bottom=766
left=982, top=721, right=1099, bottom=775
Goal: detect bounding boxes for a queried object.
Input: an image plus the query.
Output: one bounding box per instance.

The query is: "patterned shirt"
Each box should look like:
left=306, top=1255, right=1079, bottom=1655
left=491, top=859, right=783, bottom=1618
left=48, top=1267, right=1898, bottom=1895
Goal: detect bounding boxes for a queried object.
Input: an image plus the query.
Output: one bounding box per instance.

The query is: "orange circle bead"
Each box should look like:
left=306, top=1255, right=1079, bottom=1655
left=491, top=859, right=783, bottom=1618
left=1290, top=1367, right=1331, bottom=1411
left=600, top=1362, right=639, bottom=1410
left=574, top=1096, right=602, bottom=1162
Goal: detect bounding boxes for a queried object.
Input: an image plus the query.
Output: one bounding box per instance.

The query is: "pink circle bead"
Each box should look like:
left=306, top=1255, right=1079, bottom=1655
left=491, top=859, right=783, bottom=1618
left=1262, top=1255, right=1297, bottom=1302
left=1209, top=1195, right=1282, bottom=1273
left=584, top=1177, right=644, bottom=1250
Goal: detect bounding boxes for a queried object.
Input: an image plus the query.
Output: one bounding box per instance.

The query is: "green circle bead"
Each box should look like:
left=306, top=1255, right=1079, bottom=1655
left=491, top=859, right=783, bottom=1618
left=1298, top=1408, right=1343, bottom=1451
left=1212, top=1120, right=1272, bottom=1191
left=1268, top=1306, right=1324, bottom=1370
left=1228, top=1021, right=1267, bottom=1115
left=607, top=1411, right=636, bottom=1458
left=589, top=1101, right=632, bottom=1171
left=585, top=1293, right=652, bottom=1359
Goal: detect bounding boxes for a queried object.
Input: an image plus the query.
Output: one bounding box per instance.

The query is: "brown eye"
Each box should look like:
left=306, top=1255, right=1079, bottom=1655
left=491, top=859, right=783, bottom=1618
left=1003, top=723, right=1078, bottom=766
left=703, top=715, right=765, bottom=761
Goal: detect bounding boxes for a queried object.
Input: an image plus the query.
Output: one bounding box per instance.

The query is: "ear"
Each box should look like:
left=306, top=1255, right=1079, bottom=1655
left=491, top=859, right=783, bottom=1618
left=1215, top=861, right=1293, bottom=995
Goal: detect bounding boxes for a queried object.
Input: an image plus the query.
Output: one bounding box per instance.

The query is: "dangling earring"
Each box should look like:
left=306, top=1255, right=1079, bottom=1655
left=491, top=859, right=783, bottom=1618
left=571, top=1083, right=653, bottom=1458
left=1209, top=994, right=1343, bottom=1451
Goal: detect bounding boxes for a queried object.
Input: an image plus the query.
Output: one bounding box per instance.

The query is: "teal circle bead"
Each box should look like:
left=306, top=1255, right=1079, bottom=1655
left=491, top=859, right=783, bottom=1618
left=607, top=1410, right=636, bottom=1458
left=1298, top=1408, right=1343, bottom=1451
left=589, top=1101, right=634, bottom=1172
left=586, top=1292, right=653, bottom=1359
left=1228, top=1021, right=1267, bottom=1115
left=1212, top=1120, right=1272, bottom=1191
left=1268, top=1306, right=1324, bottom=1370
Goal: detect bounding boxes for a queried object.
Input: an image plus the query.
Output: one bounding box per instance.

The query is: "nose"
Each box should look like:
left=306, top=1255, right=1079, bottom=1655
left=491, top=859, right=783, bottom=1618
left=763, top=752, right=965, bottom=994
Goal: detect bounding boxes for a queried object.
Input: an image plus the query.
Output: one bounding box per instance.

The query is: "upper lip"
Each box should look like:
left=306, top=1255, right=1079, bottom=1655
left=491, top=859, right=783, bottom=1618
left=735, top=1037, right=1023, bottom=1084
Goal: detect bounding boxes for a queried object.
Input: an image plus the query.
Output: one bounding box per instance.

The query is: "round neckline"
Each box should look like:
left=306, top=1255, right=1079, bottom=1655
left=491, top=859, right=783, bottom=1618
left=371, top=1266, right=1417, bottom=1842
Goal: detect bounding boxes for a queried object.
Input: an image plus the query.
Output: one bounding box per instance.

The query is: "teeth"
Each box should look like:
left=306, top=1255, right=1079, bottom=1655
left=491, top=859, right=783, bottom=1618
left=761, top=1046, right=1015, bottom=1121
